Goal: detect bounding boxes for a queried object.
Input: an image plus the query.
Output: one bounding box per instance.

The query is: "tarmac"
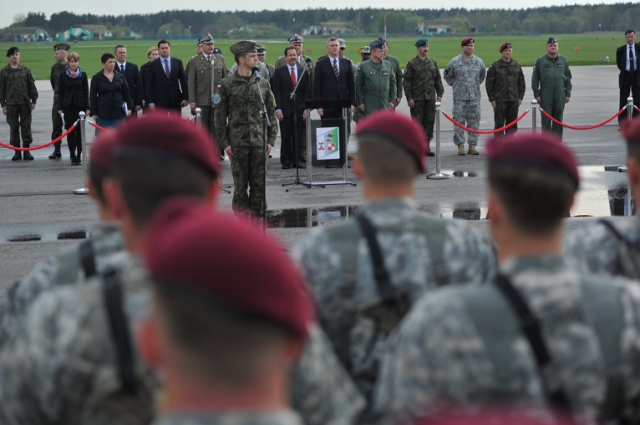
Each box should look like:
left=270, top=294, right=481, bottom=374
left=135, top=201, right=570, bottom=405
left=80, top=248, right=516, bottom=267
left=0, top=64, right=634, bottom=288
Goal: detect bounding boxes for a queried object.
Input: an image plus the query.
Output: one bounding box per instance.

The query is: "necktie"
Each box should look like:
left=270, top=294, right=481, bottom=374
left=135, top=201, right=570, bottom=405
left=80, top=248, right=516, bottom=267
left=290, top=66, right=296, bottom=87
left=630, top=46, right=635, bottom=73
left=332, top=59, right=339, bottom=79
left=206, top=55, right=211, bottom=62
left=163, top=60, right=170, bottom=78
left=120, top=64, right=125, bottom=72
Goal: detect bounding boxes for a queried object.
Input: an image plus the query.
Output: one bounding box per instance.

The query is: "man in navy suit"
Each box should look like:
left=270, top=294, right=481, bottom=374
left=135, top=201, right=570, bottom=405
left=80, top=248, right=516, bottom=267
left=617, top=29, right=640, bottom=125
left=146, top=40, right=188, bottom=114
left=114, top=44, right=143, bottom=118
left=273, top=46, right=311, bottom=169
left=314, top=37, right=356, bottom=124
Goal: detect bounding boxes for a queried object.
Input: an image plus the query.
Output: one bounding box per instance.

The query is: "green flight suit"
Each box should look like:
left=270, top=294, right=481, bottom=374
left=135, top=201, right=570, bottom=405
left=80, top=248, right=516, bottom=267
left=531, top=54, right=572, bottom=137
left=355, top=59, right=397, bottom=117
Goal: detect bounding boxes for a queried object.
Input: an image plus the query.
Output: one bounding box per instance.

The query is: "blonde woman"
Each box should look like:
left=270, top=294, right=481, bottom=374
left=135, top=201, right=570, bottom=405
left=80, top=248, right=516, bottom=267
left=57, top=51, right=88, bottom=165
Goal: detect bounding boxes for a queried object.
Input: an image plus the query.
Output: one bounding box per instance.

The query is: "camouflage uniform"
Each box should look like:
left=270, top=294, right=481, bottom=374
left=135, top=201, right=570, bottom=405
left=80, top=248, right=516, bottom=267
left=486, top=58, right=525, bottom=135
left=50, top=61, right=66, bottom=151
left=152, top=410, right=304, bottom=425
left=0, top=63, right=38, bottom=148
left=187, top=53, right=228, bottom=141
left=385, top=55, right=403, bottom=103
left=531, top=54, right=572, bottom=137
left=355, top=60, right=397, bottom=117
left=403, top=55, right=444, bottom=141
left=443, top=55, right=486, bottom=146
left=230, top=61, right=271, bottom=80
left=293, top=198, right=496, bottom=404
left=373, top=253, right=640, bottom=425
left=565, top=215, right=640, bottom=279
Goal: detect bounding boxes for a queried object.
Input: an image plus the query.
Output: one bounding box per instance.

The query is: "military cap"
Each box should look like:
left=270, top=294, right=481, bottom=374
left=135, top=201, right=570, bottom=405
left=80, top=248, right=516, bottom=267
left=256, top=46, right=266, bottom=55
left=369, top=40, right=384, bottom=50
left=6, top=47, right=19, bottom=57
left=338, top=39, right=346, bottom=49
left=547, top=37, right=558, bottom=45
left=461, top=37, right=475, bottom=46
left=114, top=111, right=220, bottom=177
left=361, top=46, right=371, bottom=54
left=213, top=47, right=222, bottom=55
left=89, top=129, right=118, bottom=175
left=378, top=36, right=388, bottom=44
left=486, top=132, right=579, bottom=189
left=143, top=198, right=312, bottom=340
left=415, top=38, right=429, bottom=47
left=499, top=42, right=512, bottom=52
left=288, top=34, right=304, bottom=44
left=356, top=110, right=428, bottom=173
left=197, top=34, right=214, bottom=46
left=53, top=43, right=71, bottom=51
left=230, top=40, right=258, bottom=56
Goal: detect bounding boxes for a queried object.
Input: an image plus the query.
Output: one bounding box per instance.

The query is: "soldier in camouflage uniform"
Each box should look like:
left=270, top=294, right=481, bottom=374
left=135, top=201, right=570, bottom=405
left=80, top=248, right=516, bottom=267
left=444, top=38, right=486, bottom=156
left=373, top=132, right=640, bottom=425
left=486, top=42, right=525, bottom=136
left=293, top=111, right=496, bottom=412
left=565, top=117, right=640, bottom=279
left=257, top=46, right=275, bottom=85
left=404, top=38, right=444, bottom=156
left=215, top=40, right=278, bottom=218
left=48, top=43, right=70, bottom=159
left=0, top=47, right=38, bottom=161
left=379, top=38, right=403, bottom=107
left=355, top=40, right=397, bottom=118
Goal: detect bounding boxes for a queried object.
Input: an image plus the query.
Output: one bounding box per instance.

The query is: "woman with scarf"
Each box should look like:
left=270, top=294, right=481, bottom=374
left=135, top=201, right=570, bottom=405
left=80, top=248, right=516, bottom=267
left=89, top=53, right=133, bottom=136
left=57, top=51, right=89, bottom=165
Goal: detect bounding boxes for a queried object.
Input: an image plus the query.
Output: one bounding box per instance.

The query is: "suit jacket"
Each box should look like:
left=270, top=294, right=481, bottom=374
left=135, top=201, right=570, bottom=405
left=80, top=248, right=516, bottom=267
left=314, top=56, right=355, bottom=106
left=273, top=64, right=311, bottom=117
left=146, top=56, right=188, bottom=108
left=115, top=62, right=143, bottom=107
left=187, top=53, right=228, bottom=107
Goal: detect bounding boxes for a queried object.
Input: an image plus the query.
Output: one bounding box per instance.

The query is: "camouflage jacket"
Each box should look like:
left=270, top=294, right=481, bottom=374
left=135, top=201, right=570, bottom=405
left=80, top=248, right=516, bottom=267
left=485, top=58, right=526, bottom=102
left=292, top=198, right=496, bottom=404
left=214, top=73, right=278, bottom=149
left=50, top=61, right=67, bottom=105
left=152, top=410, right=304, bottom=425
left=373, top=253, right=640, bottom=425
left=0, top=64, right=38, bottom=106
left=384, top=55, right=403, bottom=99
left=443, top=55, right=486, bottom=101
left=565, top=215, right=640, bottom=279
left=187, top=53, right=229, bottom=107
left=403, top=55, right=444, bottom=102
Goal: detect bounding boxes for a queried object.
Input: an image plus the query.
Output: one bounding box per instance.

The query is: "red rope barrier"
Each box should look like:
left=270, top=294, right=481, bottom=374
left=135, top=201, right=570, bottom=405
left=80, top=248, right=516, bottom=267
left=442, top=109, right=530, bottom=135
left=88, top=121, right=107, bottom=132
left=635, top=106, right=640, bottom=113
left=539, top=107, right=624, bottom=130
left=0, top=122, right=78, bottom=151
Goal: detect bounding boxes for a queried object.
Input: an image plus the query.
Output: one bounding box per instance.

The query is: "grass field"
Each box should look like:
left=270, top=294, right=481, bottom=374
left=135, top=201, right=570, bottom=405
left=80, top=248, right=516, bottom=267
left=0, top=33, right=625, bottom=80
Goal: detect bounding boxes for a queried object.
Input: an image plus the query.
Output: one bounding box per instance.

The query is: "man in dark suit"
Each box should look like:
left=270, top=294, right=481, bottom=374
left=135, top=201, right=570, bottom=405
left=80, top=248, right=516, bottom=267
left=273, top=46, right=311, bottom=169
left=617, top=29, right=640, bottom=124
left=314, top=37, right=356, bottom=125
left=146, top=39, right=188, bottom=114
left=114, top=44, right=143, bottom=118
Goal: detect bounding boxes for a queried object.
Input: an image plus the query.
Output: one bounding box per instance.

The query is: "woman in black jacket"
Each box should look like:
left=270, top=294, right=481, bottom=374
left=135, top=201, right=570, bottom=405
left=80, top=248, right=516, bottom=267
left=90, top=53, right=133, bottom=134
left=57, top=51, right=89, bottom=165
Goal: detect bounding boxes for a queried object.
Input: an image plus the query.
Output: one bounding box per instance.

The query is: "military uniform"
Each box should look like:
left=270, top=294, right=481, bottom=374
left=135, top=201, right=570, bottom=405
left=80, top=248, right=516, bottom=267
left=187, top=52, right=228, bottom=141
left=403, top=55, right=444, bottom=141
left=373, top=253, right=640, bottom=425
left=355, top=59, right=397, bottom=117
left=385, top=55, right=403, bottom=103
left=50, top=61, right=66, bottom=155
left=532, top=54, right=572, bottom=137
left=443, top=54, right=486, bottom=146
left=486, top=57, right=525, bottom=135
left=152, top=411, right=304, bottom=425
left=0, top=61, right=38, bottom=153
left=293, top=198, right=496, bottom=403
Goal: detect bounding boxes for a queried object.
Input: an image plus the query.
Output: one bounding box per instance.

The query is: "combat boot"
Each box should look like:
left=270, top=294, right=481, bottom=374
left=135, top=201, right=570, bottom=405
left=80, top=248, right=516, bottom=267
left=48, top=144, right=62, bottom=159
left=11, top=151, right=22, bottom=161
left=23, top=151, right=34, bottom=160
left=467, top=144, right=479, bottom=155
left=457, top=144, right=466, bottom=155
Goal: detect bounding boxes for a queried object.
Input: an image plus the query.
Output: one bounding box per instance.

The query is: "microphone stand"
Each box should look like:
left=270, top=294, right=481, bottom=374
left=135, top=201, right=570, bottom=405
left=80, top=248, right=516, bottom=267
left=254, top=70, right=271, bottom=231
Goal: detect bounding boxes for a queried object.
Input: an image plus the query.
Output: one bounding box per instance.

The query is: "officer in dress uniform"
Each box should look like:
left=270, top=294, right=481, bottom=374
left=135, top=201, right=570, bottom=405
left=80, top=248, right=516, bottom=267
left=48, top=42, right=70, bottom=159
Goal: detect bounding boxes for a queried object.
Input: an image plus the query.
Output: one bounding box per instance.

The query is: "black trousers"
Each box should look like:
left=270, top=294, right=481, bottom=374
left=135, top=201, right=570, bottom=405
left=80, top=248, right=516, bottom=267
left=619, top=71, right=640, bottom=123
left=279, top=114, right=304, bottom=165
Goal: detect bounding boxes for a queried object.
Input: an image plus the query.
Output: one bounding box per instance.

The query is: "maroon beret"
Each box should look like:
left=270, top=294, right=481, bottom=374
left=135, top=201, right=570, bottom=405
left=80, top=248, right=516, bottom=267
left=89, top=129, right=118, bottom=174
left=461, top=38, right=475, bottom=47
left=486, top=132, right=579, bottom=189
left=499, top=42, right=513, bottom=52
left=355, top=110, right=428, bottom=173
left=114, top=111, right=220, bottom=177
left=621, top=116, right=640, bottom=143
left=143, top=197, right=313, bottom=341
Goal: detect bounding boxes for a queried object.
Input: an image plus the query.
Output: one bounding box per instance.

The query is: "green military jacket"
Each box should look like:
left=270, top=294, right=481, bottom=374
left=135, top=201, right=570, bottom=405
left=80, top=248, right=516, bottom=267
left=486, top=58, right=526, bottom=103
left=403, top=55, right=444, bottom=102
left=355, top=59, right=397, bottom=117
left=187, top=53, right=228, bottom=107
left=50, top=62, right=66, bottom=106
left=531, top=54, right=572, bottom=101
left=0, top=64, right=38, bottom=107
left=385, top=55, right=403, bottom=99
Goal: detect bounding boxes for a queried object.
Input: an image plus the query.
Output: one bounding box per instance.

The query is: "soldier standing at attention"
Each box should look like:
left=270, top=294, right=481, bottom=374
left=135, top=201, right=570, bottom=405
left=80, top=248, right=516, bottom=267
left=352, top=46, right=371, bottom=125
left=48, top=43, right=69, bottom=159
left=444, top=37, right=486, bottom=156
left=404, top=38, right=444, bottom=156
left=486, top=42, right=525, bottom=136
left=379, top=37, right=403, bottom=107
left=355, top=40, right=396, bottom=117
left=257, top=46, right=275, bottom=85
left=215, top=40, right=278, bottom=218
left=0, top=47, right=38, bottom=161
left=532, top=37, right=572, bottom=138
left=374, top=132, right=640, bottom=425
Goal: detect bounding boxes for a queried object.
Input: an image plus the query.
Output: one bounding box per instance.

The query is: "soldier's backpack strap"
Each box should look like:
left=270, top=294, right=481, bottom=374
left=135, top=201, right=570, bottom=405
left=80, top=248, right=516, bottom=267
left=598, top=219, right=640, bottom=279
left=414, top=215, right=449, bottom=287
left=79, top=239, right=98, bottom=278
left=102, top=269, right=137, bottom=395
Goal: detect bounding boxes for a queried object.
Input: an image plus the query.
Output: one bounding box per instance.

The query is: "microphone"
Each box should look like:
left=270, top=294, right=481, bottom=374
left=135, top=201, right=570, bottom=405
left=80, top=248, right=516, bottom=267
left=252, top=67, right=261, bottom=80
left=305, top=57, right=312, bottom=70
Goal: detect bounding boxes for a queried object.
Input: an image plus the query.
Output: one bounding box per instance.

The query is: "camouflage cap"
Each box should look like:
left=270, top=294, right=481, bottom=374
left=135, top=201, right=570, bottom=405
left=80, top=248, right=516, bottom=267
left=361, top=46, right=371, bottom=54
left=338, top=39, right=346, bottom=49
left=6, top=47, right=19, bottom=57
left=499, top=42, right=513, bottom=52
left=53, top=43, right=71, bottom=51
left=461, top=37, right=475, bottom=46
left=197, top=34, right=214, bottom=46
left=369, top=40, right=384, bottom=50
left=415, top=38, right=429, bottom=47
left=288, top=34, right=304, bottom=44
left=230, top=40, right=258, bottom=56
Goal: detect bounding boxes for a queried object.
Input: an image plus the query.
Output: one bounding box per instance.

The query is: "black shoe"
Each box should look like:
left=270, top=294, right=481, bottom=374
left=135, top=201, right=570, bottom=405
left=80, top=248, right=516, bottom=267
left=295, top=162, right=306, bottom=169
left=282, top=163, right=291, bottom=170
left=74, top=157, right=82, bottom=166
left=427, top=151, right=435, bottom=157
left=23, top=152, right=34, bottom=160
left=11, top=152, right=22, bottom=161
left=48, top=150, right=62, bottom=159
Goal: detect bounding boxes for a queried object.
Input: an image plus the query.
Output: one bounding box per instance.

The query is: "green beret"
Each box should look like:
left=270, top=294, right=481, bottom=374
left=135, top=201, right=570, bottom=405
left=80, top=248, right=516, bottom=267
left=415, top=38, right=429, bottom=47
left=54, top=43, right=70, bottom=52
left=230, top=40, right=258, bottom=56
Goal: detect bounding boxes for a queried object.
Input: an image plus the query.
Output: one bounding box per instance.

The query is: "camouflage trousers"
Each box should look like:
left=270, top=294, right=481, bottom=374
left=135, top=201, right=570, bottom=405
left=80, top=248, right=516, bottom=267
left=6, top=104, right=33, bottom=147
left=452, top=100, right=480, bottom=145
left=231, top=145, right=268, bottom=217
left=195, top=105, right=222, bottom=155
left=493, top=101, right=519, bottom=136
left=51, top=103, right=63, bottom=150
left=410, top=99, right=436, bottom=143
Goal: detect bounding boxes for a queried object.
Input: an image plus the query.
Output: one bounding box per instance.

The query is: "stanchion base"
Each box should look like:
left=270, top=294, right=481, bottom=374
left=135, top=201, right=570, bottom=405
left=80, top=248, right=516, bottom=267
left=427, top=173, right=451, bottom=180
left=73, top=187, right=90, bottom=195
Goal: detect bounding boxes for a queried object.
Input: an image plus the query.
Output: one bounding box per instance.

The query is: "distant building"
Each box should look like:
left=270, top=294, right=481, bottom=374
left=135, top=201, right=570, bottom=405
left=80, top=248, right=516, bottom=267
left=9, top=27, right=49, bottom=42
left=416, top=21, right=454, bottom=35
left=303, top=22, right=353, bottom=36
left=56, top=25, right=112, bottom=42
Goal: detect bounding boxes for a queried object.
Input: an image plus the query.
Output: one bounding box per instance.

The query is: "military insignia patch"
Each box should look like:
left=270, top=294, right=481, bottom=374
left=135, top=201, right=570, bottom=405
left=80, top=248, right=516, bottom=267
left=213, top=94, right=221, bottom=104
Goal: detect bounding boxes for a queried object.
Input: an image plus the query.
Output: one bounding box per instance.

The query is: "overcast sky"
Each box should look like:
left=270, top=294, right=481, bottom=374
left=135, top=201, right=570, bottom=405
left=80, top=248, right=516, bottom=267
left=4, top=0, right=628, bottom=32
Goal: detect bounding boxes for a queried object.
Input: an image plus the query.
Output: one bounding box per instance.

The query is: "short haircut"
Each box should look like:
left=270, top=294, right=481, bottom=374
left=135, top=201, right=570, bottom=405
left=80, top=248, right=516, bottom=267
left=326, top=37, right=339, bottom=46
left=357, top=134, right=418, bottom=185
left=146, top=46, right=158, bottom=58
left=114, top=44, right=126, bottom=53
left=67, top=52, right=80, bottom=62
left=625, top=29, right=636, bottom=36
left=157, top=39, right=170, bottom=48
left=235, top=50, right=253, bottom=65
left=284, top=46, right=297, bottom=57
left=489, top=166, right=574, bottom=235
left=101, top=53, right=115, bottom=63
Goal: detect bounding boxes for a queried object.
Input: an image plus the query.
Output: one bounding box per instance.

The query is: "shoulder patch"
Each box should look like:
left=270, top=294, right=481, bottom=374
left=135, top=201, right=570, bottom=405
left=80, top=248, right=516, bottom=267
left=213, top=94, right=221, bottom=105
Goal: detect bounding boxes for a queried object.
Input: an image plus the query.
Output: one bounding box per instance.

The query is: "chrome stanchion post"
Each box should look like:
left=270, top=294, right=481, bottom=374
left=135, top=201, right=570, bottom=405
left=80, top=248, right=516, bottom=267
left=73, top=112, right=89, bottom=195
left=628, top=97, right=634, bottom=121
left=531, top=99, right=538, bottom=133
left=195, top=107, right=202, bottom=126
left=427, top=101, right=450, bottom=180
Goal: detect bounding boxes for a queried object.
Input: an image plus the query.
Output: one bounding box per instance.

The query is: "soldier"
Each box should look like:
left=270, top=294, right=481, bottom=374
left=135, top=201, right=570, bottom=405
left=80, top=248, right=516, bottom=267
left=373, top=132, right=640, bottom=425
left=0, top=47, right=38, bottom=161
left=48, top=42, right=69, bottom=159
left=257, top=46, right=275, bottom=85
left=565, top=116, right=640, bottom=279
left=444, top=37, right=486, bottom=156
left=355, top=40, right=396, bottom=118
left=403, top=38, right=444, bottom=156
left=379, top=37, right=403, bottom=107
left=293, top=111, right=495, bottom=409
left=184, top=39, right=204, bottom=76
left=215, top=40, right=278, bottom=218
left=532, top=37, right=572, bottom=137
left=486, top=42, right=525, bottom=136
left=352, top=46, right=371, bottom=125
left=275, top=34, right=314, bottom=72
